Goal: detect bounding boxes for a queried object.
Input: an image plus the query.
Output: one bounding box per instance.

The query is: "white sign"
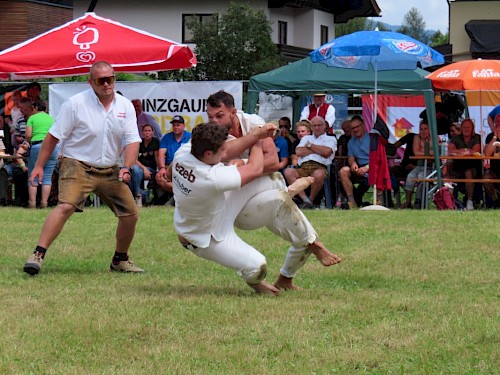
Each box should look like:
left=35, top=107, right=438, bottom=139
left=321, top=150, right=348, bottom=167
left=49, top=81, right=243, bottom=133
left=257, top=92, right=293, bottom=122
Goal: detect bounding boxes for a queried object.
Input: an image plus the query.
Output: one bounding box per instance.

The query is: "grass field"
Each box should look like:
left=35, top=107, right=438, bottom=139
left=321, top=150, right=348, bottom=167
left=0, top=207, right=498, bottom=374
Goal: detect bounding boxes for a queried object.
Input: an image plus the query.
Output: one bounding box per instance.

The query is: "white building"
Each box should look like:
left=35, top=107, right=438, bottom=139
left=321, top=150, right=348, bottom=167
left=73, top=0, right=380, bottom=61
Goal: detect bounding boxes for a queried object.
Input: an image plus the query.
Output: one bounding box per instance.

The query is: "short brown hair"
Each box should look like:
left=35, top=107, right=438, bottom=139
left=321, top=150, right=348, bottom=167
left=191, top=123, right=228, bottom=159
left=207, top=90, right=235, bottom=109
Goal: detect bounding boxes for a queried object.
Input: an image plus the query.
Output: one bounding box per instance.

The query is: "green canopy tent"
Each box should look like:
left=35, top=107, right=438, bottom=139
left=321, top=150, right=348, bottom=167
left=246, top=57, right=442, bottom=186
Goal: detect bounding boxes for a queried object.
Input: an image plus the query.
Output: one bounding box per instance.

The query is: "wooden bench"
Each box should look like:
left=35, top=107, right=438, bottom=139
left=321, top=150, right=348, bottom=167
left=411, top=178, right=500, bottom=184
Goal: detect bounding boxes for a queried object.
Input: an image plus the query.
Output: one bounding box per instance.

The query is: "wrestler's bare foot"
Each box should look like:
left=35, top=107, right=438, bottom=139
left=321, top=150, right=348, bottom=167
left=308, top=241, right=342, bottom=266
left=274, top=274, right=302, bottom=291
left=248, top=280, right=281, bottom=295
left=287, top=177, right=315, bottom=198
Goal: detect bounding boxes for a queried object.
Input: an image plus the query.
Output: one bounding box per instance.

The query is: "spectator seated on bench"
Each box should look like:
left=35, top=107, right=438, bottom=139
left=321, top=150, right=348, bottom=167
left=129, top=124, right=160, bottom=207
left=403, top=121, right=435, bottom=209
left=155, top=116, right=191, bottom=206
left=284, top=116, right=336, bottom=209
left=482, top=115, right=500, bottom=208
left=339, top=115, right=370, bottom=209
left=446, top=118, right=481, bottom=210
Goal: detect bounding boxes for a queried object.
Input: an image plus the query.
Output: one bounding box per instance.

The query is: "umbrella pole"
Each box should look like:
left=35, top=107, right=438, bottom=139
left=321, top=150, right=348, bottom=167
left=373, top=65, right=378, bottom=206
left=373, top=65, right=378, bottom=125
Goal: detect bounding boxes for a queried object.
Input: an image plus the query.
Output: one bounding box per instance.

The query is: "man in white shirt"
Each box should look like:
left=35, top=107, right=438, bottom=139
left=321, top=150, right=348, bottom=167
left=206, top=90, right=341, bottom=291
left=23, top=61, right=143, bottom=276
left=284, top=116, right=337, bottom=209
left=300, top=93, right=336, bottom=129
left=173, top=123, right=280, bottom=295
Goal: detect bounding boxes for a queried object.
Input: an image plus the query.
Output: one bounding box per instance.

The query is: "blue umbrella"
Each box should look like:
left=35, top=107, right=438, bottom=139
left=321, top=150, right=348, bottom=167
left=310, top=30, right=444, bottom=71
left=310, top=30, right=444, bottom=123
left=310, top=30, right=445, bottom=208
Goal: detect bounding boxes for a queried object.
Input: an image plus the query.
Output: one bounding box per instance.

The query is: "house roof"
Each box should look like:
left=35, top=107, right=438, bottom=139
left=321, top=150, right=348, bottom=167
left=268, top=0, right=381, bottom=23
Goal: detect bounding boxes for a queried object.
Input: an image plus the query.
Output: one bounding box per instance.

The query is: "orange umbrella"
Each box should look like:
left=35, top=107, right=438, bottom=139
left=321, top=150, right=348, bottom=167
left=426, top=59, right=500, bottom=90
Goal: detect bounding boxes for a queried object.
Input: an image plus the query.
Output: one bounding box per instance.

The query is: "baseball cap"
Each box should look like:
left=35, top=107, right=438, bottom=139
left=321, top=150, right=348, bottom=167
left=170, top=115, right=185, bottom=124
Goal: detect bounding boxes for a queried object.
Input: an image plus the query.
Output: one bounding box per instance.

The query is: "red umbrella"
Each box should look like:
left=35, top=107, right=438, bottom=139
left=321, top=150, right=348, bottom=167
left=0, top=12, right=196, bottom=80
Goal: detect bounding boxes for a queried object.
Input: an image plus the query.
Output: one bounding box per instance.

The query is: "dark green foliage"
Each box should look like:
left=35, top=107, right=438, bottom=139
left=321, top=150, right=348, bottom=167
left=162, top=2, right=282, bottom=81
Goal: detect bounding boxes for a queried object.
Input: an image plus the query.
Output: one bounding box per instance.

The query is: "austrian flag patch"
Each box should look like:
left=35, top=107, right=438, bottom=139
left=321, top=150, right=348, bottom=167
left=117, top=112, right=126, bottom=118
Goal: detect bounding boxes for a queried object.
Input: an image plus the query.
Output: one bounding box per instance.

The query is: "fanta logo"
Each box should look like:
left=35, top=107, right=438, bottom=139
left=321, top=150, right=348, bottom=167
left=472, top=69, right=500, bottom=78
left=393, top=41, right=422, bottom=54
left=436, top=70, right=460, bottom=78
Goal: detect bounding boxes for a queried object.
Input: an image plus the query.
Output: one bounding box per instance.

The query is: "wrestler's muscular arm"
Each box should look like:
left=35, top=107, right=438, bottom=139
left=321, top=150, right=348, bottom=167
left=238, top=140, right=264, bottom=186
left=261, top=137, right=280, bottom=173
left=222, top=124, right=276, bottom=161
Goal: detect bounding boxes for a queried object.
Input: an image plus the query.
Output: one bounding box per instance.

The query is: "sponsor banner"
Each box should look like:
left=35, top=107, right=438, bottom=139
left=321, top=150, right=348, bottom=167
left=49, top=81, right=243, bottom=133
left=362, top=94, right=425, bottom=143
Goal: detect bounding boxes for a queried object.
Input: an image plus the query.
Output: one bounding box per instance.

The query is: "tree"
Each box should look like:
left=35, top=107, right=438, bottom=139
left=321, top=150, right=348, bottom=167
left=335, top=18, right=390, bottom=38
left=335, top=18, right=370, bottom=37
left=162, top=2, right=282, bottom=81
left=430, top=30, right=449, bottom=47
left=397, top=7, right=429, bottom=44
left=374, top=22, right=391, bottom=32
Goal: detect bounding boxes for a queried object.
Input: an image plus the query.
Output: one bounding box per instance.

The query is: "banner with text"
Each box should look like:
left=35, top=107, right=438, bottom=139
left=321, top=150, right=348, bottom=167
left=49, top=81, right=243, bottom=133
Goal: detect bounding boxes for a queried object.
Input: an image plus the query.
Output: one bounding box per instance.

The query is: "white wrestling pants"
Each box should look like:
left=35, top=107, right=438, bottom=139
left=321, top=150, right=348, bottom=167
left=186, top=173, right=288, bottom=284
left=234, top=173, right=318, bottom=279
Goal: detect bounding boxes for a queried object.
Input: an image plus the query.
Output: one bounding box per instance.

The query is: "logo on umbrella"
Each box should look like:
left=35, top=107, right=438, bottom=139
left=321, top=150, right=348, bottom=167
left=334, top=55, right=360, bottom=67
left=472, top=69, right=500, bottom=78
left=319, top=42, right=335, bottom=57
left=436, top=69, right=460, bottom=78
left=73, top=24, right=99, bottom=63
left=392, top=41, right=423, bottom=55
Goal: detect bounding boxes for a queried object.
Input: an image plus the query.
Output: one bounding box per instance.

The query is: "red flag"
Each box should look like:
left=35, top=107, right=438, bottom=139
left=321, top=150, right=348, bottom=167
left=368, top=133, right=392, bottom=191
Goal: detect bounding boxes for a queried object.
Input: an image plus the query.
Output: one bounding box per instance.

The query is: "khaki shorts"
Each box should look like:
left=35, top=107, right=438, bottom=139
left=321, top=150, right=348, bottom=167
left=58, top=158, right=138, bottom=216
left=296, top=160, right=327, bottom=178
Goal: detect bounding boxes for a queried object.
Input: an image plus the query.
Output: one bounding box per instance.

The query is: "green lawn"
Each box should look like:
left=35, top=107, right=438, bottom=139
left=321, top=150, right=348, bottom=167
left=0, top=207, right=498, bottom=374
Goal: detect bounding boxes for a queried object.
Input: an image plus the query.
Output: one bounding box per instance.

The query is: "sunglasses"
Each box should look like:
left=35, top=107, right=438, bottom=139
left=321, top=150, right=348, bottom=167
left=93, top=76, right=115, bottom=86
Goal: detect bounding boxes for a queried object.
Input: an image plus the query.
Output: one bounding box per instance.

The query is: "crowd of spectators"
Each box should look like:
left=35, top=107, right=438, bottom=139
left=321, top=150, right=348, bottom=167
left=2, top=85, right=500, bottom=210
